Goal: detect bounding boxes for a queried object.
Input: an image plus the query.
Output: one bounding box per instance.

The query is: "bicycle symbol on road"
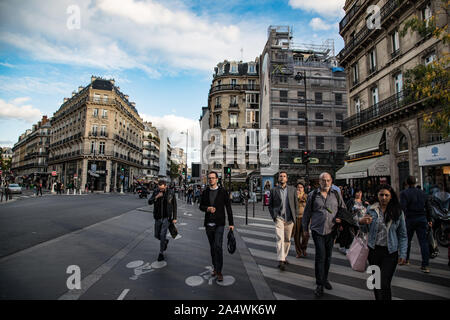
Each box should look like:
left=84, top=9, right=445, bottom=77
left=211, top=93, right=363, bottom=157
left=126, top=260, right=167, bottom=280
left=185, top=266, right=235, bottom=287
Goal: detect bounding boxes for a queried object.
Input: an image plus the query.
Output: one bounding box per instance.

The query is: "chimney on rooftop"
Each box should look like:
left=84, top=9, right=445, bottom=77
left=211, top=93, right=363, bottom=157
left=91, top=76, right=97, bottom=83
left=78, top=86, right=83, bottom=92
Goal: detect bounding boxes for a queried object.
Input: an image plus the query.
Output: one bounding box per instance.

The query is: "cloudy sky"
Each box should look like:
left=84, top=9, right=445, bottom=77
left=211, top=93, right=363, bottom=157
left=0, top=0, right=345, bottom=164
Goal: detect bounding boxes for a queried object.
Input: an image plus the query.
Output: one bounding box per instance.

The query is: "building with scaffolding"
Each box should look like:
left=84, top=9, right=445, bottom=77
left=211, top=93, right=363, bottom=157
left=260, top=26, right=349, bottom=185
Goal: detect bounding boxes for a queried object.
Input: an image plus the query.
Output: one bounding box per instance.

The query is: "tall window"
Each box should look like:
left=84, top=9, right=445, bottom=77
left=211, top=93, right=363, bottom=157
left=354, top=98, right=361, bottom=114
left=352, top=63, right=359, bottom=85
left=316, top=136, right=324, bottom=150
left=91, top=141, right=96, bottom=154
left=394, top=73, right=403, bottom=94
left=248, top=79, right=256, bottom=90
left=298, top=91, right=305, bottom=103
left=369, top=49, right=377, bottom=73
left=246, top=110, right=259, bottom=124
left=230, top=95, right=237, bottom=105
left=214, top=114, right=221, bottom=127
left=102, top=95, right=108, bottom=103
left=280, top=110, right=288, bottom=125
left=425, top=52, right=436, bottom=66
left=398, top=134, right=408, bottom=152
left=335, top=93, right=343, bottom=105
left=337, top=137, right=345, bottom=150
left=93, top=93, right=100, bottom=102
left=298, top=112, right=306, bottom=126
left=298, top=136, right=306, bottom=149
left=99, top=142, right=105, bottom=155
left=231, top=63, right=238, bottom=74
left=102, top=109, right=107, bottom=118
left=315, top=112, right=323, bottom=126
left=248, top=64, right=256, bottom=74
left=280, top=90, right=288, bottom=102
left=315, top=92, right=323, bottom=104
left=422, top=3, right=432, bottom=26
left=101, top=125, right=106, bottom=136
left=280, top=135, right=289, bottom=148
left=391, top=30, right=400, bottom=55
left=215, top=96, right=221, bottom=107
left=93, top=108, right=98, bottom=117
left=229, top=114, right=238, bottom=127
left=336, top=113, right=343, bottom=128
left=371, top=87, right=379, bottom=115
left=231, top=79, right=237, bottom=86
left=92, top=125, right=98, bottom=135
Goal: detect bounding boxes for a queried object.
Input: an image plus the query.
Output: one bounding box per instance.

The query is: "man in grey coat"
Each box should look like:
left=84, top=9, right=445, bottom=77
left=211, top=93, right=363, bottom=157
left=303, top=172, right=346, bottom=297
left=269, top=171, right=298, bottom=271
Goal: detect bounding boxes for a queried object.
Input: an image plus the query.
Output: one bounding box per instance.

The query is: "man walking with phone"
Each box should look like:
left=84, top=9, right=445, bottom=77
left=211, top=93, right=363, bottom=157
left=148, top=180, right=177, bottom=262
left=199, top=171, right=234, bottom=282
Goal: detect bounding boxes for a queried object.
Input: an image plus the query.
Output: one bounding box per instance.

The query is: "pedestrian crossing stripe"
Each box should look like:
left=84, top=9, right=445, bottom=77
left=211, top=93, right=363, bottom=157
left=235, top=224, right=450, bottom=300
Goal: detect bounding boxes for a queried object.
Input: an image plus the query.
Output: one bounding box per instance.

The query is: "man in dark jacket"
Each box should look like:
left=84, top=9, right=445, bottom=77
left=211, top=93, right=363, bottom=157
left=148, top=180, right=177, bottom=262
left=268, top=171, right=298, bottom=271
left=400, top=175, right=432, bottom=272
left=199, top=171, right=234, bottom=282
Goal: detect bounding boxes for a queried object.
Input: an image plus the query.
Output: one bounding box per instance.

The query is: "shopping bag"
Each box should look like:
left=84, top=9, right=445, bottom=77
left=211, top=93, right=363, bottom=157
left=168, top=222, right=178, bottom=239
left=346, top=231, right=369, bottom=272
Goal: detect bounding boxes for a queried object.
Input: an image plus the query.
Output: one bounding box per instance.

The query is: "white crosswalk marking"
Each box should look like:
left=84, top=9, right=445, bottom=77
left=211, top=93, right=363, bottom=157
left=236, top=219, right=450, bottom=300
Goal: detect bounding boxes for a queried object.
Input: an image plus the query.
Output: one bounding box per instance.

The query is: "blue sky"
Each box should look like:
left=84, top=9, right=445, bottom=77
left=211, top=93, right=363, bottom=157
left=0, top=0, right=345, bottom=163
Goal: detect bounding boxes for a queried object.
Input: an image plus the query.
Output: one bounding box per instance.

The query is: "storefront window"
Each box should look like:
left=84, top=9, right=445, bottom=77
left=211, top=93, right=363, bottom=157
left=422, top=165, right=450, bottom=195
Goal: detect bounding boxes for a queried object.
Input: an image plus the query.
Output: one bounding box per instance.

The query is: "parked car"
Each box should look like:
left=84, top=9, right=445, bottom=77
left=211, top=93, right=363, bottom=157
left=8, top=184, right=22, bottom=194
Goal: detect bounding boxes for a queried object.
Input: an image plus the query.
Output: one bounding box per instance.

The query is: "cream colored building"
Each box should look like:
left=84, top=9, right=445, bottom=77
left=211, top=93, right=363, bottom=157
left=48, top=77, right=144, bottom=192
left=337, top=0, right=449, bottom=194
left=143, top=121, right=160, bottom=181
left=206, top=59, right=260, bottom=180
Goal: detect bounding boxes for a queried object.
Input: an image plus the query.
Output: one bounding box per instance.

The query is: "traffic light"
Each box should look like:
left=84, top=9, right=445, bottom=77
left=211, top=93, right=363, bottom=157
left=121, top=167, right=124, bottom=172
left=302, top=150, right=310, bottom=164
left=182, top=168, right=186, bottom=176
left=224, top=167, right=231, bottom=177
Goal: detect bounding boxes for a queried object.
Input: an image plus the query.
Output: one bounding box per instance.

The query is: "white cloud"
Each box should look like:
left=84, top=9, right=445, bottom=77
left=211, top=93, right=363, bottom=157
left=141, top=114, right=202, bottom=162
left=0, top=62, right=15, bottom=68
left=0, top=0, right=267, bottom=76
left=0, top=76, right=73, bottom=95
left=309, top=17, right=335, bottom=31
left=0, top=98, right=42, bottom=123
left=289, top=0, right=345, bottom=17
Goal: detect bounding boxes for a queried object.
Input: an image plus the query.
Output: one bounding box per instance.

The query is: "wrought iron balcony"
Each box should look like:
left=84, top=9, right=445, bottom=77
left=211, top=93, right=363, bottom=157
left=342, top=90, right=411, bottom=132
left=339, top=1, right=362, bottom=32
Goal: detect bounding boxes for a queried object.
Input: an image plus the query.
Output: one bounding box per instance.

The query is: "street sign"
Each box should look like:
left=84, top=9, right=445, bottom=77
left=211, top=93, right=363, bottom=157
left=293, top=157, right=302, bottom=163
left=120, top=175, right=124, bottom=180
left=309, top=158, right=319, bottom=164
left=52, top=171, right=57, bottom=176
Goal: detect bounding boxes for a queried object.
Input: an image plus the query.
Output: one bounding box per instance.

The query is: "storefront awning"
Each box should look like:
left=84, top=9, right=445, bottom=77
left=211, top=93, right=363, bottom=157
left=347, top=130, right=384, bottom=156
left=336, top=155, right=390, bottom=179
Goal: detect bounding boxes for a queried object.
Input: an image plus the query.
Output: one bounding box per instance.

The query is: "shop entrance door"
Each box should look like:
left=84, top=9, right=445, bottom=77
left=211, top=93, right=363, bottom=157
left=398, top=161, right=409, bottom=191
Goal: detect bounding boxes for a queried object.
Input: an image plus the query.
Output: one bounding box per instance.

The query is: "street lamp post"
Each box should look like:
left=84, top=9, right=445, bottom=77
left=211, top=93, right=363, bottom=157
left=181, top=130, right=188, bottom=186
left=295, top=71, right=309, bottom=184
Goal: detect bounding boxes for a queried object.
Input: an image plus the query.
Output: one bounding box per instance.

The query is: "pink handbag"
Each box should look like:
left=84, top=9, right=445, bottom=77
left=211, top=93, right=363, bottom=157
left=346, top=231, right=369, bottom=272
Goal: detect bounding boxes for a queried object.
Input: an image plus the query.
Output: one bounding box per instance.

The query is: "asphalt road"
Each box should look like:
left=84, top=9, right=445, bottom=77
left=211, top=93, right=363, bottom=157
left=0, top=193, right=147, bottom=258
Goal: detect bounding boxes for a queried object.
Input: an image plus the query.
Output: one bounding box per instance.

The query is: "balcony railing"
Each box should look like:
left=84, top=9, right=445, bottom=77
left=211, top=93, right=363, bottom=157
left=338, top=0, right=403, bottom=62
left=229, top=103, right=239, bottom=109
left=209, top=84, right=260, bottom=94
left=339, top=1, right=362, bottom=32
left=391, top=49, right=401, bottom=59
left=342, top=90, right=411, bottom=131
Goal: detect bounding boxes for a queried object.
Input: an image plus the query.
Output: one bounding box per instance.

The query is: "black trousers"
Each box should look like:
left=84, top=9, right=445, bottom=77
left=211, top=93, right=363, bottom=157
left=368, top=246, right=398, bottom=300
left=311, top=230, right=334, bottom=286
left=206, top=225, right=225, bottom=273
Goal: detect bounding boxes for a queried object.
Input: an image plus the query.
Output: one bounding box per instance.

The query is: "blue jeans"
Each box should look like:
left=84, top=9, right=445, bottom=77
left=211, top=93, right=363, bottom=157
left=206, top=225, right=225, bottom=273
left=155, top=218, right=169, bottom=253
left=311, top=230, right=334, bottom=286
left=406, top=215, right=429, bottom=267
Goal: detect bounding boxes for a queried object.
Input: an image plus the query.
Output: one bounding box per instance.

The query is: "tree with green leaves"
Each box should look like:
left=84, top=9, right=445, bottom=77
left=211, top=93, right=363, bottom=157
left=169, top=161, right=180, bottom=180
left=400, top=0, right=449, bottom=138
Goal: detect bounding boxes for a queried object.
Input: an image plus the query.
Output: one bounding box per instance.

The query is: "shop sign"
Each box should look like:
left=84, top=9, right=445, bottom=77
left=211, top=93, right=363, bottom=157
left=418, top=142, right=450, bottom=166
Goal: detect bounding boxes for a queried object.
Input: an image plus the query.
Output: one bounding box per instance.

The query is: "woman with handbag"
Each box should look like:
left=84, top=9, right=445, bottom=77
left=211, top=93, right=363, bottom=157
left=358, top=184, right=408, bottom=300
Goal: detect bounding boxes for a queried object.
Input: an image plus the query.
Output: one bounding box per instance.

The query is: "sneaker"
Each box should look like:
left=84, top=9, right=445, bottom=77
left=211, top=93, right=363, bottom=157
left=278, top=262, right=285, bottom=271
left=420, top=266, right=430, bottom=273
left=217, top=272, right=223, bottom=282
left=338, top=247, right=346, bottom=255
left=157, top=253, right=164, bottom=261
left=324, top=281, right=333, bottom=290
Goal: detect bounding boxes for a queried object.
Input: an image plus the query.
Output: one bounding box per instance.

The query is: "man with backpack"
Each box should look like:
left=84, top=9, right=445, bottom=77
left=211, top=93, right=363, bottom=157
left=302, top=172, right=347, bottom=297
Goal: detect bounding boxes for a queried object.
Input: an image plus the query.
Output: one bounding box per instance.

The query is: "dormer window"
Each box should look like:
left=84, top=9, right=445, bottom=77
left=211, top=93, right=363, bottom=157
left=230, top=63, right=238, bottom=74
left=248, top=63, right=256, bottom=74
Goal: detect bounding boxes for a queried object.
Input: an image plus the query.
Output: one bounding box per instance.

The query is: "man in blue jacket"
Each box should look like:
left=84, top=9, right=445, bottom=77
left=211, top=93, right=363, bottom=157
left=400, top=175, right=432, bottom=273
